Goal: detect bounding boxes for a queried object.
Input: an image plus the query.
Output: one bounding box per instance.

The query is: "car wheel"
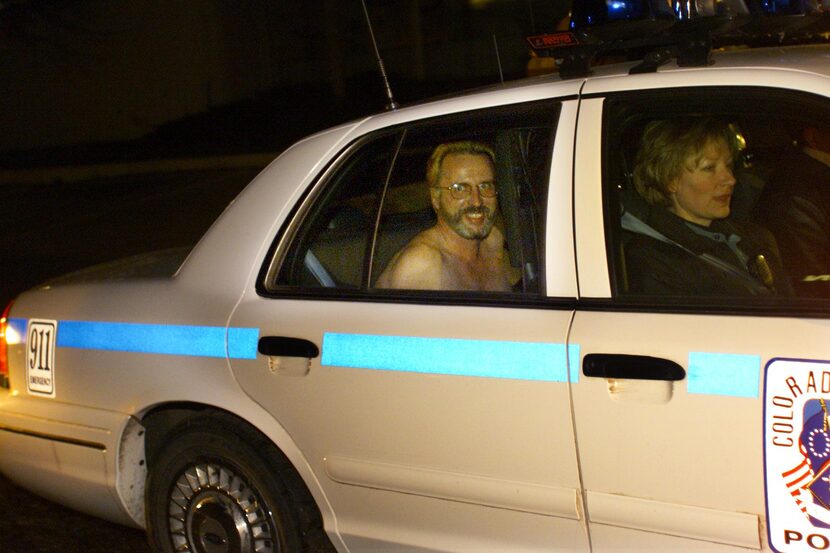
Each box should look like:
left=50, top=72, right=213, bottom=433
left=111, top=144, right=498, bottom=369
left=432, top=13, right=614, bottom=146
left=146, top=413, right=332, bottom=553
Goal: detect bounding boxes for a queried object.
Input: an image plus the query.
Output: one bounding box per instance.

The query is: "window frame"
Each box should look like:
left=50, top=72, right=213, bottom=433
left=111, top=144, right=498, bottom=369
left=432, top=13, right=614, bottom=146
left=598, top=85, right=830, bottom=318
left=256, top=100, right=566, bottom=306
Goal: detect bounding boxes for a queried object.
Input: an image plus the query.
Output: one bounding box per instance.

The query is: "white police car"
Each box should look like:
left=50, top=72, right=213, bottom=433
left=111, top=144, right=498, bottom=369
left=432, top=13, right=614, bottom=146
left=2, top=4, right=830, bottom=552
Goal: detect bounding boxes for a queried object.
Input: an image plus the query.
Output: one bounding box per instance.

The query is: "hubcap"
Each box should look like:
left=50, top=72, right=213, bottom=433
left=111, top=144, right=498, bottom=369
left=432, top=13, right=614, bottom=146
left=167, top=462, right=276, bottom=553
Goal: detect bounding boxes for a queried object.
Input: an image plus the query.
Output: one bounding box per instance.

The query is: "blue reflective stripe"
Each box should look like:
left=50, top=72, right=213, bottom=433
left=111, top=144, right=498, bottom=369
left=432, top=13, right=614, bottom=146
left=7, top=318, right=27, bottom=341
left=56, top=321, right=259, bottom=359
left=568, top=344, right=580, bottom=383
left=322, top=332, right=578, bottom=382
left=227, top=327, right=259, bottom=360
left=687, top=352, right=760, bottom=398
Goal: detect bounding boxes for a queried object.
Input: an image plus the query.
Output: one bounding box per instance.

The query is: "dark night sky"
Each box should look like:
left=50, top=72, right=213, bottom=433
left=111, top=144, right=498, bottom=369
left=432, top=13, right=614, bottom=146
left=0, top=0, right=571, bottom=167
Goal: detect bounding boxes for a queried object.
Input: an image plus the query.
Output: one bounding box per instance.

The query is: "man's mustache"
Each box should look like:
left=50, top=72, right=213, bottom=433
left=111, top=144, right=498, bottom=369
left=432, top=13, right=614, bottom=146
left=459, top=206, right=491, bottom=217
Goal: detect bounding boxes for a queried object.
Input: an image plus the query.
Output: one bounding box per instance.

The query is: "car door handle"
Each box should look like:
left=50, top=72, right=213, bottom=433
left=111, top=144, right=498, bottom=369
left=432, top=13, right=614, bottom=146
left=258, top=336, right=320, bottom=358
left=583, top=353, right=685, bottom=381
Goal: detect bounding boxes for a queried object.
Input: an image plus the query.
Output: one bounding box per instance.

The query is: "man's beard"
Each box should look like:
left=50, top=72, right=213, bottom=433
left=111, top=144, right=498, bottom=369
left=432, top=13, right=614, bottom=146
left=442, top=204, right=495, bottom=240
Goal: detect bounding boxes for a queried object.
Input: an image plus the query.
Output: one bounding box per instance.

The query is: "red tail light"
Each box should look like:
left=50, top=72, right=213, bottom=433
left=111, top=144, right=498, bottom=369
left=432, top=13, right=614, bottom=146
left=0, top=300, right=14, bottom=388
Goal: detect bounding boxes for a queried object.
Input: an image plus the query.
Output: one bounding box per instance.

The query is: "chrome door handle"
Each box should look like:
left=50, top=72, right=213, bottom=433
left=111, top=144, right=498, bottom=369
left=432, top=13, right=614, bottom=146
left=257, top=336, right=319, bottom=358
left=583, top=353, right=685, bottom=381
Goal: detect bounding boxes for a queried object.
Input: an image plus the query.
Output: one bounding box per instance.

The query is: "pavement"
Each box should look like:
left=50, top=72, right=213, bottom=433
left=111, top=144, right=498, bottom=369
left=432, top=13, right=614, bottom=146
left=0, top=473, right=152, bottom=553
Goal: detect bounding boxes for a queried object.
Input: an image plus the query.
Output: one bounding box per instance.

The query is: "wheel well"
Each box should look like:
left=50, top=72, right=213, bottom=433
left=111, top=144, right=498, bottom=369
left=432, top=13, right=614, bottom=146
left=137, top=404, right=337, bottom=552
left=138, top=403, right=330, bottom=511
left=116, top=403, right=214, bottom=528
left=141, top=403, right=211, bottom=469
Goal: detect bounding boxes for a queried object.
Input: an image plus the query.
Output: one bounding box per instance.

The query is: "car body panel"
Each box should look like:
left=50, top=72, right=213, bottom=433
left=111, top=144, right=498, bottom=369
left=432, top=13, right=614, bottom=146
left=178, top=122, right=364, bottom=296
left=546, top=98, right=579, bottom=297
left=230, top=300, right=584, bottom=552
left=0, top=393, right=133, bottom=525
left=1, top=278, right=339, bottom=535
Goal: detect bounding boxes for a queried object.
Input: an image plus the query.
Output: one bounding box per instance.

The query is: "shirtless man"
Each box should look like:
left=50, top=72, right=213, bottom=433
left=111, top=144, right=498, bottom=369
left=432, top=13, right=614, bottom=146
left=375, top=141, right=519, bottom=291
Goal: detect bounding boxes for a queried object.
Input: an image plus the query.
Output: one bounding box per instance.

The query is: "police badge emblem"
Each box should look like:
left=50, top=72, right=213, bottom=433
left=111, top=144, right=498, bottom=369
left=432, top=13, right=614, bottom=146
left=765, top=359, right=830, bottom=551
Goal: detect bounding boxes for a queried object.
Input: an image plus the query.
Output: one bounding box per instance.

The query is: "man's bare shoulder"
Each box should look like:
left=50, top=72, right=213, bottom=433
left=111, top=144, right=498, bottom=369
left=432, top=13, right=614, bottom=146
left=375, top=230, right=444, bottom=290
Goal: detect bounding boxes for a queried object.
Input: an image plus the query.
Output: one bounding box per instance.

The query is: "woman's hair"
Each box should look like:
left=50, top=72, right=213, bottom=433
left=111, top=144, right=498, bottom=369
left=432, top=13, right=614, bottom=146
left=633, top=117, right=737, bottom=206
left=426, top=141, right=495, bottom=187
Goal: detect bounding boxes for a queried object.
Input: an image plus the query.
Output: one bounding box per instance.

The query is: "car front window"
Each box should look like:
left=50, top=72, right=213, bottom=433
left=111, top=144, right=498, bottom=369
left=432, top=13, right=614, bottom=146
left=604, top=87, right=830, bottom=309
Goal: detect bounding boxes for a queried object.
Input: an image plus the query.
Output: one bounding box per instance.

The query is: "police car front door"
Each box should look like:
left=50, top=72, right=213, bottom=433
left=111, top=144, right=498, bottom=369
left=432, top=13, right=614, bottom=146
left=571, top=93, right=830, bottom=552
left=568, top=311, right=793, bottom=551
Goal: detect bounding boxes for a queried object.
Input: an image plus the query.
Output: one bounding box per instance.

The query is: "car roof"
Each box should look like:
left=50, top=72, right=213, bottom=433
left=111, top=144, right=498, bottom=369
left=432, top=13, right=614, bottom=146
left=337, top=42, right=827, bottom=135
left=415, top=42, right=830, bottom=104
left=536, top=42, right=830, bottom=83
left=292, top=42, right=830, bottom=157
left=658, top=43, right=830, bottom=74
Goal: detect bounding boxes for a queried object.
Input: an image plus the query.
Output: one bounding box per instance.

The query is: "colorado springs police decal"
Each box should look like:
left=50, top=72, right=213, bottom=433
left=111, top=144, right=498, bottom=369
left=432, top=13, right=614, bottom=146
left=766, top=359, right=830, bottom=552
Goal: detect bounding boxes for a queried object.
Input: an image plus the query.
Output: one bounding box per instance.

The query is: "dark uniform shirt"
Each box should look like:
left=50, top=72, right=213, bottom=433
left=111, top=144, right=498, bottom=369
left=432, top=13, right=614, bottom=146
left=624, top=206, right=791, bottom=297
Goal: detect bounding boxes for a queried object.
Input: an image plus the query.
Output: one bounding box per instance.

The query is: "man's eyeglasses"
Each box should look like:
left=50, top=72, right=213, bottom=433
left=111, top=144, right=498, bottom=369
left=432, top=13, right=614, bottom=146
left=433, top=182, right=497, bottom=200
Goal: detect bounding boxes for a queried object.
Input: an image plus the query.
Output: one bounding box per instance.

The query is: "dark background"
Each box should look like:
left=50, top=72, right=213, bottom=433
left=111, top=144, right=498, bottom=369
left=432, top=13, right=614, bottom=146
left=0, top=0, right=569, bottom=166
left=0, top=473, right=152, bottom=551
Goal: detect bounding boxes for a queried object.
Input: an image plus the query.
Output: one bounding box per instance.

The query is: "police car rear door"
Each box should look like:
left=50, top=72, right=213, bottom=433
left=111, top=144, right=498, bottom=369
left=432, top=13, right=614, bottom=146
left=229, top=90, right=590, bottom=552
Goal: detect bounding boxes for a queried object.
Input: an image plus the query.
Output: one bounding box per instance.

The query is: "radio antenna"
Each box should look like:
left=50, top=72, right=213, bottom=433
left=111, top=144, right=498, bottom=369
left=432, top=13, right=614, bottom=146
left=492, top=34, right=505, bottom=84
left=360, top=0, right=398, bottom=110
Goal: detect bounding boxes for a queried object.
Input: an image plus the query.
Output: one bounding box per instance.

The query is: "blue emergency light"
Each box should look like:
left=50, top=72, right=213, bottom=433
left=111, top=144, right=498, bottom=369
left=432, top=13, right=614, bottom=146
left=757, top=0, right=825, bottom=15
left=527, top=0, right=829, bottom=78
left=569, top=0, right=673, bottom=29
left=569, top=0, right=822, bottom=29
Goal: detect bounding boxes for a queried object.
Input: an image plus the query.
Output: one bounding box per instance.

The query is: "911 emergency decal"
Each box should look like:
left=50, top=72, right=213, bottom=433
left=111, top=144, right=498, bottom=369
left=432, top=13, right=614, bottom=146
left=766, top=359, right=830, bottom=552
left=26, top=319, right=56, bottom=397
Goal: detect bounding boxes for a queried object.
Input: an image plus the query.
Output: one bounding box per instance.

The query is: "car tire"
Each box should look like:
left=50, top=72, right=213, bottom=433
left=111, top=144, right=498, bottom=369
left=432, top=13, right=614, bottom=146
left=145, top=412, right=334, bottom=553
